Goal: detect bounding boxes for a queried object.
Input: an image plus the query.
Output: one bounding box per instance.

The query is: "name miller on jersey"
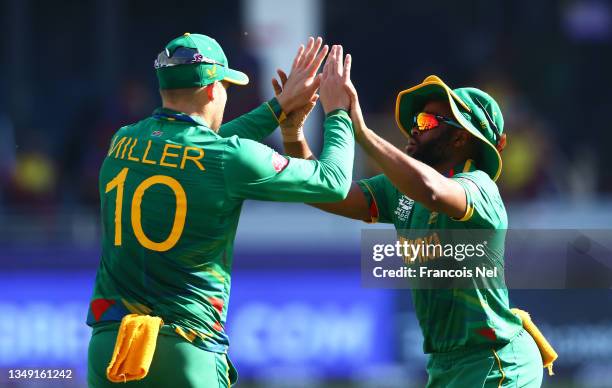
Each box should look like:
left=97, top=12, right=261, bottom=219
left=107, top=135, right=206, bottom=171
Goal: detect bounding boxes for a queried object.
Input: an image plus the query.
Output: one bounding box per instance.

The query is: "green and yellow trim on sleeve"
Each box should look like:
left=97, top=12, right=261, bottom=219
left=265, top=97, right=287, bottom=124
left=450, top=159, right=476, bottom=222
left=357, top=180, right=380, bottom=224
left=453, top=202, right=475, bottom=222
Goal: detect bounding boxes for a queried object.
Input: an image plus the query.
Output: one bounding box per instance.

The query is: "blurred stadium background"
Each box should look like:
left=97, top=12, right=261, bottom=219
left=1, top=0, right=612, bottom=387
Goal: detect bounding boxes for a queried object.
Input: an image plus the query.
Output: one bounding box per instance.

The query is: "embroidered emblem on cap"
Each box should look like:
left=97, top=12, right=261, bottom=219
left=206, top=65, right=217, bottom=78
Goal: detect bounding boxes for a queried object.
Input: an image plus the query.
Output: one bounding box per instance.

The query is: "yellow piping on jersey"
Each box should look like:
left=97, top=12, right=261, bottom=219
left=492, top=348, right=506, bottom=387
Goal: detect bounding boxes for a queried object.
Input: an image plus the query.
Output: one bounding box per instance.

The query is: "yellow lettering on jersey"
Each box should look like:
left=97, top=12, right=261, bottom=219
left=160, top=144, right=182, bottom=168
left=142, top=140, right=157, bottom=165
left=180, top=146, right=205, bottom=171
left=110, top=136, right=127, bottom=158
left=127, top=138, right=140, bottom=162
left=120, top=137, right=132, bottom=159
left=109, top=137, right=205, bottom=173
left=107, top=136, right=119, bottom=156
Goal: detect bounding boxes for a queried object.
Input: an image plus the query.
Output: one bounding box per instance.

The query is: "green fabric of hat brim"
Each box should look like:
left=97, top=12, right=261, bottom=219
left=157, top=64, right=249, bottom=89
left=395, top=77, right=502, bottom=181
left=223, top=68, right=249, bottom=85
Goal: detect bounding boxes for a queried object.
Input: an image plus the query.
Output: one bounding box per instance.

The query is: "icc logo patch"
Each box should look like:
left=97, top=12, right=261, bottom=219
left=395, top=196, right=414, bottom=222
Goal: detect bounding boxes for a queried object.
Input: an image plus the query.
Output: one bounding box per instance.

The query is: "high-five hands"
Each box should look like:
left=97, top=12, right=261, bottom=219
left=319, top=45, right=352, bottom=114
left=272, top=67, right=317, bottom=142
left=343, top=74, right=367, bottom=140
left=275, top=37, right=328, bottom=115
left=272, top=39, right=355, bottom=142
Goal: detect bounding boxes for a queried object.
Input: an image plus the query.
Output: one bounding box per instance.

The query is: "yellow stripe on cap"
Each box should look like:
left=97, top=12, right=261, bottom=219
left=223, top=76, right=249, bottom=86
left=421, top=75, right=471, bottom=111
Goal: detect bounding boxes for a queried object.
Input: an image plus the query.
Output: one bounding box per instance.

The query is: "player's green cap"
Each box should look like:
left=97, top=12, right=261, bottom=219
left=155, top=33, right=249, bottom=89
left=395, top=75, right=507, bottom=181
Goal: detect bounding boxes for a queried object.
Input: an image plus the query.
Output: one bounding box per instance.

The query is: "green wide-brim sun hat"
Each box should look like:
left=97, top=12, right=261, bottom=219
left=395, top=75, right=506, bottom=181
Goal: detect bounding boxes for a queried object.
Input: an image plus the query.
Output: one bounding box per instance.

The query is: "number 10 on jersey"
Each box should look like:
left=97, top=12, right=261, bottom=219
left=104, top=167, right=187, bottom=252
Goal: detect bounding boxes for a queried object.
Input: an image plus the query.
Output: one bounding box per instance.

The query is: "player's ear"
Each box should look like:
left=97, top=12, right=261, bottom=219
left=205, top=83, right=216, bottom=100
left=454, top=129, right=470, bottom=147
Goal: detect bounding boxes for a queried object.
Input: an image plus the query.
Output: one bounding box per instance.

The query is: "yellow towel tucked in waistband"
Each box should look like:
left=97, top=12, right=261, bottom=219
left=511, top=308, right=558, bottom=376
left=106, top=314, right=164, bottom=383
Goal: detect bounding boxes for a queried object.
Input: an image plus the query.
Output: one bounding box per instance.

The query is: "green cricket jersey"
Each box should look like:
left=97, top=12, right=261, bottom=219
left=358, top=159, right=522, bottom=353
left=87, top=98, right=354, bottom=354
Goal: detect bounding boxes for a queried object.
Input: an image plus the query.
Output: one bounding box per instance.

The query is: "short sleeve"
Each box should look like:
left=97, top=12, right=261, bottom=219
left=451, top=171, right=507, bottom=228
left=357, top=174, right=396, bottom=224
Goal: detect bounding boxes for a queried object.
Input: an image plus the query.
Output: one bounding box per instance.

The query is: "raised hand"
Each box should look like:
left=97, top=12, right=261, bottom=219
left=343, top=74, right=367, bottom=140
left=319, top=45, right=352, bottom=114
left=276, top=37, right=329, bottom=114
left=272, top=68, right=318, bottom=142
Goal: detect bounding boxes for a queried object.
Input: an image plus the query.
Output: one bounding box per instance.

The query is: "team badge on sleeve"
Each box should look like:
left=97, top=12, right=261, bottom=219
left=272, top=152, right=289, bottom=172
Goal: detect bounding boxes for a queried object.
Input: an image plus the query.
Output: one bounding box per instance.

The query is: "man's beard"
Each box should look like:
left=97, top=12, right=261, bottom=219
left=407, top=130, right=454, bottom=166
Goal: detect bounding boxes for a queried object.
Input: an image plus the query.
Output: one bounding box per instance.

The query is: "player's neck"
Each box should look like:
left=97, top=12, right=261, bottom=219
left=162, top=100, right=216, bottom=129
left=162, top=99, right=204, bottom=116
left=433, top=145, right=475, bottom=174
left=434, top=156, right=468, bottom=176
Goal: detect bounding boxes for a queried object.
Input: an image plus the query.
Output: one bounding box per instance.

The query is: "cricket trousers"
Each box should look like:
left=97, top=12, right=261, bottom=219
left=426, top=328, right=543, bottom=388
left=88, top=323, right=237, bottom=388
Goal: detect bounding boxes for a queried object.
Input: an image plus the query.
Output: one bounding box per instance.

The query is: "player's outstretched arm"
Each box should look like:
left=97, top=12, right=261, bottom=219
left=223, top=45, right=357, bottom=204
left=307, top=182, right=371, bottom=221
left=273, top=47, right=372, bottom=221
left=344, top=81, right=468, bottom=219
left=218, top=37, right=328, bottom=143
left=222, top=111, right=354, bottom=203
left=217, top=98, right=286, bottom=142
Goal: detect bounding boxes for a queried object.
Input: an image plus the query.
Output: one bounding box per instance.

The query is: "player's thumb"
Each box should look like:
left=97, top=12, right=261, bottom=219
left=272, top=78, right=282, bottom=96
left=304, top=100, right=317, bottom=117
left=312, top=73, right=323, bottom=88
left=343, top=80, right=357, bottom=100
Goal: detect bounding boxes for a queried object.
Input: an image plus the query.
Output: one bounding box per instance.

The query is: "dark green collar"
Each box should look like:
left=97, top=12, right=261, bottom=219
left=152, top=107, right=211, bottom=127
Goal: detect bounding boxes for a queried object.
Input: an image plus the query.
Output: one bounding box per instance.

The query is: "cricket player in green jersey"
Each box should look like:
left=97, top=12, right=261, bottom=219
left=87, top=34, right=355, bottom=387
left=277, top=70, right=545, bottom=387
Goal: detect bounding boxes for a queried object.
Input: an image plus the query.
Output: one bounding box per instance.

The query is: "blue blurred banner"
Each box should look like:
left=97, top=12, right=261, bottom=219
left=0, top=271, right=94, bottom=370
left=2, top=265, right=612, bottom=386
left=226, top=270, right=395, bottom=378
left=0, top=268, right=397, bottom=382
